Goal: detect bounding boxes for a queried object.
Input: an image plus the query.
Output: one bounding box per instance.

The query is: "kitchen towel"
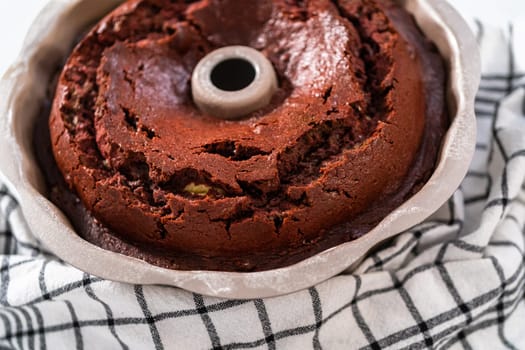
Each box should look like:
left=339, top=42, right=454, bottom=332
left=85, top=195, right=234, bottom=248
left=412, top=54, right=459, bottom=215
left=0, top=19, right=524, bottom=350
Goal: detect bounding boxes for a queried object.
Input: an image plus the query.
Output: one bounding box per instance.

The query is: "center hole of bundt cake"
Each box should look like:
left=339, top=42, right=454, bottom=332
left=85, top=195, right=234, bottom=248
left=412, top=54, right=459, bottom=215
left=210, top=58, right=256, bottom=91
left=192, top=46, right=278, bottom=119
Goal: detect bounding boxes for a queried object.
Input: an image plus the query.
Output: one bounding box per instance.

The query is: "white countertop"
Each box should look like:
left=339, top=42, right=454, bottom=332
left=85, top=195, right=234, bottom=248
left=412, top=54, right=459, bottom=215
left=0, top=0, right=522, bottom=78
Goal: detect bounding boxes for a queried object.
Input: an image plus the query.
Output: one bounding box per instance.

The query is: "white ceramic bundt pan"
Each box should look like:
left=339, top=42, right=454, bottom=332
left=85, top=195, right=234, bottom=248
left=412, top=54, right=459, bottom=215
left=0, top=0, right=480, bottom=298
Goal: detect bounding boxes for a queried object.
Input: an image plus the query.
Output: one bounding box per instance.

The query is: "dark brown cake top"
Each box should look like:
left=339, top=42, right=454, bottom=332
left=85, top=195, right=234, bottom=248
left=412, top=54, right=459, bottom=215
left=48, top=0, right=447, bottom=270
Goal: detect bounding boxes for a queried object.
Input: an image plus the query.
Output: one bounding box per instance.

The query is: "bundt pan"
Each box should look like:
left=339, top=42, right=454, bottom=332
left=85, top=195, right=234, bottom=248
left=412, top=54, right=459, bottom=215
left=0, top=0, right=479, bottom=298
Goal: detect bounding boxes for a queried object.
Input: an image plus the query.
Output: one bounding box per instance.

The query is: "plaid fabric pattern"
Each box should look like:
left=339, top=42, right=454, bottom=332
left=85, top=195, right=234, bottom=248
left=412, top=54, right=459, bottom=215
left=0, top=20, right=524, bottom=350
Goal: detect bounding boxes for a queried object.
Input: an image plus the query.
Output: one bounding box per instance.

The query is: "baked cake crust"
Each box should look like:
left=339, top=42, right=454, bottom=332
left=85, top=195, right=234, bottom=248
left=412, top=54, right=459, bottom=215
left=42, top=0, right=448, bottom=271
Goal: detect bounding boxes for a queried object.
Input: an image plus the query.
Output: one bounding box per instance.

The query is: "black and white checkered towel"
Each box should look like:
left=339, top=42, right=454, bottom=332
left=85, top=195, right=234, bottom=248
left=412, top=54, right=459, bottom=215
left=0, top=19, right=524, bottom=350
